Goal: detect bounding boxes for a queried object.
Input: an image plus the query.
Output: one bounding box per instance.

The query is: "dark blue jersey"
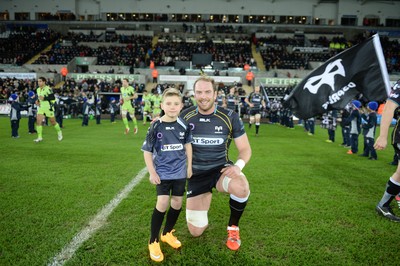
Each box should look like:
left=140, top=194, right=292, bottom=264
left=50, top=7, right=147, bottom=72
left=345, top=109, right=361, bottom=134
left=180, top=105, right=246, bottom=172
left=142, top=117, right=192, bottom=180
left=109, top=102, right=119, bottom=114
left=225, top=94, right=237, bottom=111
left=216, top=95, right=224, bottom=106
left=362, top=112, right=377, bottom=139
left=26, top=97, right=37, bottom=116
left=247, top=92, right=264, bottom=110
left=10, top=102, right=23, bottom=120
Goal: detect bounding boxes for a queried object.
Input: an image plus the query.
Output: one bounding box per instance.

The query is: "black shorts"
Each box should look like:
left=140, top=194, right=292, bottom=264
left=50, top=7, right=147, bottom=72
left=249, top=109, right=261, bottom=116
left=187, top=163, right=232, bottom=198
left=156, top=179, right=186, bottom=196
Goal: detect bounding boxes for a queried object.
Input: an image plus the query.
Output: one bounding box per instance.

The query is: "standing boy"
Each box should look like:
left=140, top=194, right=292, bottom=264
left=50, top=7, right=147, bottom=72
left=82, top=97, right=90, bottom=126
left=26, top=90, right=37, bottom=134
left=95, top=98, right=102, bottom=124
left=109, top=97, right=119, bottom=123
left=142, top=88, right=193, bottom=262
left=345, top=100, right=361, bottom=154
left=9, top=94, right=25, bottom=138
left=54, top=93, right=65, bottom=129
left=361, top=101, right=378, bottom=160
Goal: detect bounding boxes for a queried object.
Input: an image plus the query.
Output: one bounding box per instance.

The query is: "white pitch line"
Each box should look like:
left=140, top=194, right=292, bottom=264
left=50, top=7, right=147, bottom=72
left=48, top=167, right=148, bottom=266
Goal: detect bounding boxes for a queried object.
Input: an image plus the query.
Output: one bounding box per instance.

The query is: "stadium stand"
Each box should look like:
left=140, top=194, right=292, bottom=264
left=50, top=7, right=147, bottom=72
left=0, top=0, right=399, bottom=115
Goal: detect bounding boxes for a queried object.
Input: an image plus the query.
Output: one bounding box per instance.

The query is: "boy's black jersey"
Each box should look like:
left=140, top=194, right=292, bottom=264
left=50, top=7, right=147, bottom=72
left=141, top=117, right=192, bottom=180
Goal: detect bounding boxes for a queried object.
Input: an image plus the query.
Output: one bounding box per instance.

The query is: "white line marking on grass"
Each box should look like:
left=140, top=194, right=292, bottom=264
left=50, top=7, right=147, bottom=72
left=48, top=167, right=148, bottom=266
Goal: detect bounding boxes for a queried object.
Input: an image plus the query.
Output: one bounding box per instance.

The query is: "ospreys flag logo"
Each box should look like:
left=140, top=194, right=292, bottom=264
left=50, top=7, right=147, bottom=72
left=304, top=59, right=345, bottom=95
left=284, top=34, right=391, bottom=120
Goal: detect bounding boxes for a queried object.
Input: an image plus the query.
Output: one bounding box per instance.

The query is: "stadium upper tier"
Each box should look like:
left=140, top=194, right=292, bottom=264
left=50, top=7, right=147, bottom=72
left=0, top=23, right=399, bottom=91
left=0, top=26, right=399, bottom=75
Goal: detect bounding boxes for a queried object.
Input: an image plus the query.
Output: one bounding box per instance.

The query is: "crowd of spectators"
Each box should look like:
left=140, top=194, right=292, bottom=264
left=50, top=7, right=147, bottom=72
left=0, top=77, right=55, bottom=102
left=257, top=33, right=400, bottom=73
left=381, top=36, right=400, bottom=74
left=30, top=30, right=255, bottom=69
left=64, top=31, right=103, bottom=43
left=32, top=32, right=154, bottom=67
left=0, top=26, right=399, bottom=75
left=180, top=24, right=245, bottom=34
left=0, top=28, right=60, bottom=65
left=151, top=37, right=254, bottom=68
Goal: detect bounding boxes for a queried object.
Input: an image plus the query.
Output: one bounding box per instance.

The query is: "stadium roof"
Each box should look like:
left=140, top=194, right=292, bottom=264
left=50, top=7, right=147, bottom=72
left=265, top=0, right=400, bottom=3
left=315, top=0, right=400, bottom=3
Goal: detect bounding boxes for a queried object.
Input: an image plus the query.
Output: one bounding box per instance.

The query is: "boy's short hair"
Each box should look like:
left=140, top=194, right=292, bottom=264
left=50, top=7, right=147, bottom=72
left=162, top=88, right=182, bottom=101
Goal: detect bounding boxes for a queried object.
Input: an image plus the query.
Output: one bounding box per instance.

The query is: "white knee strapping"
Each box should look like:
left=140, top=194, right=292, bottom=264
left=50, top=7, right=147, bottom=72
left=222, top=176, right=232, bottom=192
left=390, top=177, right=400, bottom=186
left=186, top=210, right=208, bottom=228
left=230, top=191, right=250, bottom=203
left=121, top=109, right=128, bottom=116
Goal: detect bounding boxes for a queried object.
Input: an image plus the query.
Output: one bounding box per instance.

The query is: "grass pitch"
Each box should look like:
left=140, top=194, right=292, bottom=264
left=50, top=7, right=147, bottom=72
left=0, top=117, right=399, bottom=265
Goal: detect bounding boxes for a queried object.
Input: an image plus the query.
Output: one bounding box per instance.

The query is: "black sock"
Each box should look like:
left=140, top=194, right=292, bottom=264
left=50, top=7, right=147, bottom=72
left=150, top=208, right=165, bottom=243
left=379, top=179, right=400, bottom=207
left=256, top=125, right=260, bottom=134
left=228, top=197, right=248, bottom=226
left=249, top=123, right=252, bottom=128
left=163, top=207, right=181, bottom=235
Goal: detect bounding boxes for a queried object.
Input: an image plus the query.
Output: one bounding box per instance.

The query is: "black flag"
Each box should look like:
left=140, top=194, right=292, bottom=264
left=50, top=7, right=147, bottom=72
left=283, top=34, right=391, bottom=119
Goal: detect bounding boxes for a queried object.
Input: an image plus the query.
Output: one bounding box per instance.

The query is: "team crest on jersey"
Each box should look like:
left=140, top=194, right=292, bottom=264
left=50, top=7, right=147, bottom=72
left=214, top=126, right=223, bottom=134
